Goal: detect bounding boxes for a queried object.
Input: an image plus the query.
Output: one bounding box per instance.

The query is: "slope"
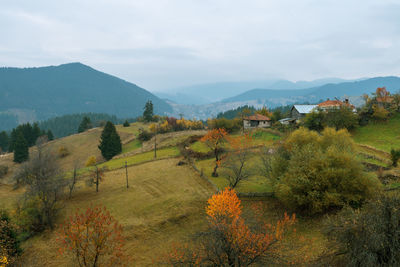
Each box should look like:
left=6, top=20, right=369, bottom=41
left=0, top=63, right=172, bottom=128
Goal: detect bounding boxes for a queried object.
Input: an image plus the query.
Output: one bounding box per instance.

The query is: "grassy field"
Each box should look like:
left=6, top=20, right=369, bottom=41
left=15, top=158, right=215, bottom=266
left=195, top=156, right=272, bottom=193
left=353, top=113, right=400, bottom=152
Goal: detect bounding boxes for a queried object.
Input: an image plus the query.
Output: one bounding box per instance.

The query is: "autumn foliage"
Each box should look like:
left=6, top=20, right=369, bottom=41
left=167, top=188, right=296, bottom=266
left=58, top=206, right=126, bottom=267
left=200, top=128, right=228, bottom=177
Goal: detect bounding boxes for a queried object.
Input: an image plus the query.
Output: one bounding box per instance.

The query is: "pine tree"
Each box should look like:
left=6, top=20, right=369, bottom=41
left=47, top=130, right=54, bottom=141
left=8, top=128, right=18, bottom=152
left=143, top=100, right=154, bottom=122
left=98, top=121, right=122, bottom=160
left=123, top=120, right=130, bottom=127
left=32, top=122, right=41, bottom=144
left=0, top=131, right=9, bottom=152
left=13, top=131, right=29, bottom=163
left=78, top=117, right=92, bottom=133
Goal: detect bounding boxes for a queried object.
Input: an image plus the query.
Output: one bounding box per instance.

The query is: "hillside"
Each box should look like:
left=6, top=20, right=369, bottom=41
left=0, top=63, right=172, bottom=130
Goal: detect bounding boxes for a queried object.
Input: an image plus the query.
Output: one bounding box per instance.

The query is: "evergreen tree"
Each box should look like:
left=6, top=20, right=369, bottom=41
left=143, top=100, right=154, bottom=122
left=123, top=120, right=130, bottom=127
left=78, top=116, right=92, bottom=133
left=13, top=131, right=29, bottom=163
left=8, top=128, right=18, bottom=152
left=0, top=131, right=9, bottom=152
left=47, top=130, right=54, bottom=141
left=32, top=122, right=41, bottom=143
left=98, top=121, right=122, bottom=160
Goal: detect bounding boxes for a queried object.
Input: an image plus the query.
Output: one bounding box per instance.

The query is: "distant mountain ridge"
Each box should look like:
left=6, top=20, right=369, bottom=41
left=222, top=76, right=400, bottom=104
left=0, top=63, right=172, bottom=130
left=155, top=78, right=359, bottom=105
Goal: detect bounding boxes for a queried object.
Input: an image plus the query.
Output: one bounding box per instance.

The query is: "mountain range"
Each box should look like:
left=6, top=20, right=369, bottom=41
left=0, top=63, right=171, bottom=130
left=1, top=62, right=400, bottom=130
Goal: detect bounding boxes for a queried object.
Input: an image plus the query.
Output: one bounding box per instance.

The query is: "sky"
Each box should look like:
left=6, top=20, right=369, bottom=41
left=1, top=0, right=400, bottom=91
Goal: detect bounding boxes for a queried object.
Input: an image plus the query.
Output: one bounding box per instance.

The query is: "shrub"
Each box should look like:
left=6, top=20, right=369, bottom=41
left=390, top=148, right=400, bottom=167
left=0, top=210, right=21, bottom=265
left=122, top=120, right=130, bottom=127
left=324, top=193, right=400, bottom=266
left=85, top=156, right=97, bottom=167
left=57, top=146, right=70, bottom=158
left=58, top=206, right=127, bottom=266
left=207, top=118, right=242, bottom=133
left=137, top=129, right=153, bottom=142
left=0, top=165, right=8, bottom=178
left=269, top=128, right=380, bottom=215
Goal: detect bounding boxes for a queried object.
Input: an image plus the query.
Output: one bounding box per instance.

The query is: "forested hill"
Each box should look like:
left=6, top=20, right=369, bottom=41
left=0, top=63, right=172, bottom=130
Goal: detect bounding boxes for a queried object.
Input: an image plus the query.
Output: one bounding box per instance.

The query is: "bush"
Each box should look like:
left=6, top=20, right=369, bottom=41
left=0, top=210, right=21, bottom=265
left=137, top=129, right=153, bottom=141
left=324, top=193, right=400, bottom=266
left=0, top=165, right=8, bottom=178
left=207, top=118, right=242, bottom=133
left=123, top=120, right=130, bottom=127
left=85, top=156, right=97, bottom=167
left=390, top=148, right=400, bottom=167
left=57, top=146, right=70, bottom=158
left=268, top=128, right=380, bottom=215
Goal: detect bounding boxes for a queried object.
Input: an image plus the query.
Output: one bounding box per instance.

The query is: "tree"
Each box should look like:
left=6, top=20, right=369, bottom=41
left=87, top=165, right=107, bottom=193
left=200, top=128, right=228, bottom=177
left=269, top=128, right=380, bottom=215
left=372, top=105, right=389, bottom=121
left=78, top=116, right=92, bottom=133
left=222, top=134, right=253, bottom=188
left=58, top=206, right=126, bottom=267
left=68, top=161, right=80, bottom=199
left=304, top=110, right=325, bottom=132
left=390, top=148, right=400, bottom=167
left=143, top=100, right=154, bottom=122
left=98, top=121, right=122, bottom=160
left=13, top=143, right=66, bottom=232
left=0, top=210, right=21, bottom=266
left=324, top=106, right=358, bottom=130
left=166, top=188, right=296, bottom=266
left=13, top=131, right=29, bottom=163
left=122, top=120, right=130, bottom=127
left=324, top=193, right=400, bottom=267
left=0, top=131, right=9, bottom=153
left=47, top=130, right=54, bottom=141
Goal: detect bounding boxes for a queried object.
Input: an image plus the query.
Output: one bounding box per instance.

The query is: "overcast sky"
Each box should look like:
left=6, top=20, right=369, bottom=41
left=1, top=0, right=400, bottom=91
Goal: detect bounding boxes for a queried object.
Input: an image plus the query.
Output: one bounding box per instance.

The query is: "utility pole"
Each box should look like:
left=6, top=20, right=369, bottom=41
left=95, top=165, right=99, bottom=193
left=154, top=124, right=158, bottom=158
left=125, top=161, right=129, bottom=188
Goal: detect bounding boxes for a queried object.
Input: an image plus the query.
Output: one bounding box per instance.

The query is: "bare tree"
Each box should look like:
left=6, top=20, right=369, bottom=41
left=13, top=138, right=66, bottom=230
left=68, top=160, right=81, bottom=198
left=221, top=135, right=253, bottom=188
left=87, top=165, right=107, bottom=192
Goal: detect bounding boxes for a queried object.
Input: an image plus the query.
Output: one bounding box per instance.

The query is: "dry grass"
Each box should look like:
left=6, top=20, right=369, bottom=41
left=17, top=158, right=215, bottom=266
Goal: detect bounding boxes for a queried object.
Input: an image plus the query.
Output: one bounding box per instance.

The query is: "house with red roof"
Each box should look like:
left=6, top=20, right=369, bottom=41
left=243, top=114, right=271, bottom=129
left=317, top=98, right=356, bottom=112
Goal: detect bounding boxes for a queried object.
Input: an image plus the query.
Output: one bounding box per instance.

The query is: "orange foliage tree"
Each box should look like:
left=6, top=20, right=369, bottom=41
left=58, top=206, right=127, bottom=267
left=167, top=188, right=296, bottom=266
left=222, top=134, right=254, bottom=188
left=200, top=128, right=228, bottom=177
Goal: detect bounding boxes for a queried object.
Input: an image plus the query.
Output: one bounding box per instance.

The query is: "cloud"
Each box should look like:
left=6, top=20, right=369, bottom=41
left=0, top=0, right=400, bottom=90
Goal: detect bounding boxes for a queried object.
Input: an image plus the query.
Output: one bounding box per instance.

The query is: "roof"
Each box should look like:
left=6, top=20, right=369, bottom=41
left=279, top=118, right=296, bottom=122
left=292, top=105, right=318, bottom=114
left=244, top=114, right=271, bottom=121
left=318, top=99, right=355, bottom=109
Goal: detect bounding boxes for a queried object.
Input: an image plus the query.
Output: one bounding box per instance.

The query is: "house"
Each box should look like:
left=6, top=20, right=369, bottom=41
left=243, top=114, right=271, bottom=129
left=318, top=98, right=356, bottom=111
left=290, top=105, right=318, bottom=120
